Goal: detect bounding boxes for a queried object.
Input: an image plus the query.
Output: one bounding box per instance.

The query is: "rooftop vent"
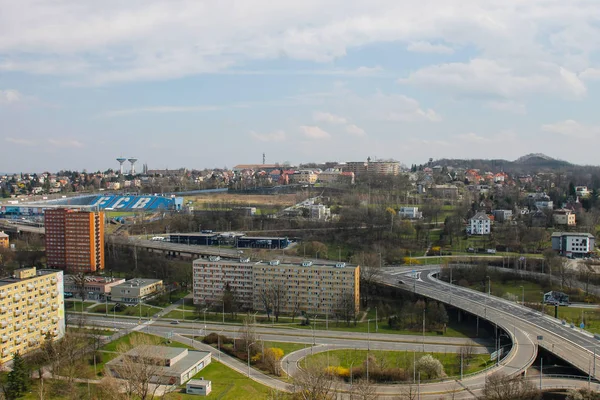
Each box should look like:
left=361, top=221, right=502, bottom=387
left=335, top=262, right=346, bottom=268
left=240, top=258, right=251, bottom=263
left=269, top=260, right=280, bottom=266
left=302, top=261, right=313, bottom=267
left=209, top=256, right=221, bottom=262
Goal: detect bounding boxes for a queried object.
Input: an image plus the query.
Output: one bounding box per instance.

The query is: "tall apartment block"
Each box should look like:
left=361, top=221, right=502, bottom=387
left=0, top=267, right=65, bottom=363
left=193, top=257, right=360, bottom=315
left=45, top=208, right=105, bottom=273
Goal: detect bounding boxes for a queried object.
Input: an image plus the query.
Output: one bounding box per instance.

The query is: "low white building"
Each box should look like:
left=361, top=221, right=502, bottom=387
left=187, top=379, right=212, bottom=395
left=468, top=212, right=491, bottom=235
left=398, top=207, right=423, bottom=219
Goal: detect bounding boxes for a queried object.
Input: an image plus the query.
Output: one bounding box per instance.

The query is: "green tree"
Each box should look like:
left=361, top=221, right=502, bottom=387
left=5, top=352, right=30, bottom=399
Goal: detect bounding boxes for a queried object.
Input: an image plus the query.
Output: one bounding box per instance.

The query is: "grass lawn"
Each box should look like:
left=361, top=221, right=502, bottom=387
left=469, top=279, right=545, bottom=303
left=163, top=310, right=472, bottom=338
left=64, top=301, right=97, bottom=312
left=547, top=306, right=600, bottom=334
left=101, top=332, right=194, bottom=352
left=304, top=349, right=492, bottom=379
left=166, top=361, right=275, bottom=400
left=91, top=303, right=162, bottom=317
left=67, top=326, right=114, bottom=336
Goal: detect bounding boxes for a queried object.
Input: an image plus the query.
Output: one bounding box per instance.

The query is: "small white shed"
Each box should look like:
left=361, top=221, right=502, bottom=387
left=186, top=379, right=211, bottom=396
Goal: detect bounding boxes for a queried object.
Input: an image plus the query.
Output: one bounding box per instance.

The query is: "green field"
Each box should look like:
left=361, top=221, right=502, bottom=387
left=166, top=361, right=274, bottom=400
left=469, top=279, right=545, bottom=303
left=100, top=331, right=193, bottom=352
left=66, top=326, right=114, bottom=336
left=90, top=303, right=162, bottom=317
left=547, top=307, right=600, bottom=334
left=65, top=301, right=97, bottom=312
left=304, top=349, right=492, bottom=379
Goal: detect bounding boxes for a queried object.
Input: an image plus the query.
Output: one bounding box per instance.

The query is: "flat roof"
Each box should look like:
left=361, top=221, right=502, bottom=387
left=113, top=278, right=162, bottom=288
left=0, top=269, right=58, bottom=288
left=169, top=233, right=218, bottom=237
left=551, top=232, right=594, bottom=238
left=238, top=236, right=288, bottom=240
left=195, top=259, right=357, bottom=269
left=126, top=345, right=185, bottom=361
left=188, top=379, right=210, bottom=385
left=108, top=348, right=211, bottom=376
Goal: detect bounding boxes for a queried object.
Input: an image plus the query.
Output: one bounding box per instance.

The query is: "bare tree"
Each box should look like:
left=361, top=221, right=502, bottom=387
left=108, top=335, right=166, bottom=400
left=335, top=291, right=357, bottom=326
left=458, top=343, right=475, bottom=367
left=350, top=378, right=379, bottom=400
left=292, top=359, right=338, bottom=400
left=270, top=282, right=287, bottom=322
left=237, top=317, right=258, bottom=354
left=289, top=291, right=302, bottom=323
left=480, top=373, right=541, bottom=400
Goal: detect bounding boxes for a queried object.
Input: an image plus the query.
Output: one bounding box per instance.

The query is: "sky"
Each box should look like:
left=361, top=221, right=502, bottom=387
left=2, top=0, right=600, bottom=172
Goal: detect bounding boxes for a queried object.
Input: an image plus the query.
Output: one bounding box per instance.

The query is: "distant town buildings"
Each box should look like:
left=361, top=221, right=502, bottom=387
left=192, top=257, right=360, bottom=315
left=398, top=207, right=422, bottom=220
left=343, top=158, right=400, bottom=176
left=553, top=209, right=576, bottom=226
left=0, top=267, right=65, bottom=364
left=44, top=208, right=105, bottom=273
left=468, top=212, right=491, bottom=235
left=551, top=232, right=595, bottom=258
left=0, top=232, right=8, bottom=248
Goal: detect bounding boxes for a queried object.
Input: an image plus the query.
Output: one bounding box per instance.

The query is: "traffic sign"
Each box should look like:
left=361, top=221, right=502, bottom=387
left=580, top=322, right=585, bottom=329
left=537, top=335, right=543, bottom=341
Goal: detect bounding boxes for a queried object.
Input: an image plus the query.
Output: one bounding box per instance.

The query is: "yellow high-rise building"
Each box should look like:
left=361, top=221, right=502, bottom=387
left=0, top=267, right=65, bottom=363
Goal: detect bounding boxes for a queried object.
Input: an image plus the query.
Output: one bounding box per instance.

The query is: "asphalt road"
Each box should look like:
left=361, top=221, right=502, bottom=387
left=382, top=267, right=600, bottom=381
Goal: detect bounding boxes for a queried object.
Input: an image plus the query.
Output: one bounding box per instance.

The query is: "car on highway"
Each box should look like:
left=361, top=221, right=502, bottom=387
left=170, top=320, right=180, bottom=325
left=398, top=279, right=405, bottom=284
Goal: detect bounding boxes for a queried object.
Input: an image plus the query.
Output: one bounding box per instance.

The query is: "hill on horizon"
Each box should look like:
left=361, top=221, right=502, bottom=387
left=432, top=153, right=574, bottom=173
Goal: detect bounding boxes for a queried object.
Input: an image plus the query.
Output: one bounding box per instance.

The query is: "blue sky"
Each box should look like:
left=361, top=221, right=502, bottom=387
left=2, top=0, right=600, bottom=172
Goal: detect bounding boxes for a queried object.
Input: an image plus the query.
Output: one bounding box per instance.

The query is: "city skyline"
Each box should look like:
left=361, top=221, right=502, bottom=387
left=3, top=1, right=600, bottom=171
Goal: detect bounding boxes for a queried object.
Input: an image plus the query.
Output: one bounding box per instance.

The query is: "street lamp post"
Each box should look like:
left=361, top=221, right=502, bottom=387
left=247, top=341, right=257, bottom=377
left=375, top=307, right=378, bottom=333
left=350, top=360, right=355, bottom=386
left=519, top=285, right=524, bottom=305
left=486, top=276, right=491, bottom=296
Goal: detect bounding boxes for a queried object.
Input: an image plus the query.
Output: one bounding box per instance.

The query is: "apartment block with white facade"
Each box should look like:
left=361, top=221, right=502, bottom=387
left=192, top=258, right=360, bottom=315
left=398, top=207, right=422, bottom=219
left=192, top=257, right=254, bottom=309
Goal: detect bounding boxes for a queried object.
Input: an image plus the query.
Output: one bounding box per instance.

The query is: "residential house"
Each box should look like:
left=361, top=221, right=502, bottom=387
left=468, top=212, right=491, bottom=235
left=553, top=209, right=576, bottom=227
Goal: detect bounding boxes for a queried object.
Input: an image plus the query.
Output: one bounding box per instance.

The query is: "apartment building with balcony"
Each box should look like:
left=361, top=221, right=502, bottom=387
left=45, top=208, right=105, bottom=273
left=192, top=257, right=360, bottom=315
left=0, top=267, right=65, bottom=363
left=192, top=256, right=254, bottom=309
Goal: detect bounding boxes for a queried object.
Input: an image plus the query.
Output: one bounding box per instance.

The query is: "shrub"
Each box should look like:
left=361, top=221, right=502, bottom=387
left=202, top=332, right=219, bottom=344
left=415, top=355, right=444, bottom=380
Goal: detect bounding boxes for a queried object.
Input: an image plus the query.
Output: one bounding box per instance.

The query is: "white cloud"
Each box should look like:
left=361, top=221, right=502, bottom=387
left=0, top=89, right=22, bottom=105
left=103, top=105, right=221, bottom=117
left=345, top=124, right=366, bottom=136
left=541, top=120, right=600, bottom=139
left=300, top=125, right=331, bottom=139
left=47, top=138, right=84, bottom=148
left=2, top=1, right=600, bottom=86
left=375, top=93, right=440, bottom=122
left=399, top=59, right=587, bottom=99
left=249, top=130, right=286, bottom=142
left=580, top=68, right=600, bottom=81
left=485, top=100, right=526, bottom=114
left=407, top=41, right=454, bottom=54
left=5, top=137, right=35, bottom=146
left=313, top=111, right=347, bottom=124
left=455, top=131, right=517, bottom=144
